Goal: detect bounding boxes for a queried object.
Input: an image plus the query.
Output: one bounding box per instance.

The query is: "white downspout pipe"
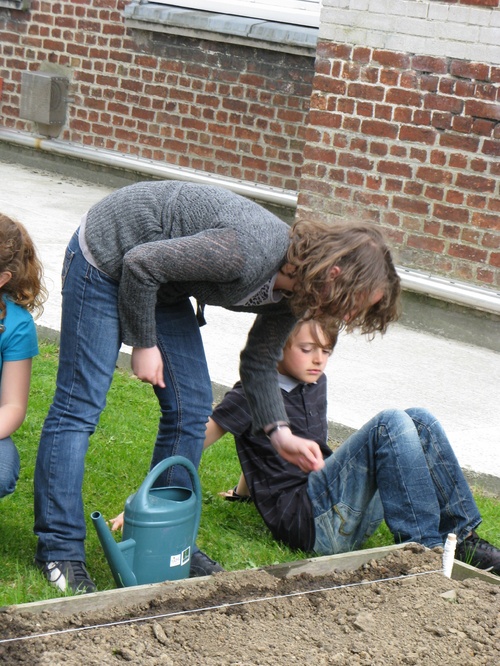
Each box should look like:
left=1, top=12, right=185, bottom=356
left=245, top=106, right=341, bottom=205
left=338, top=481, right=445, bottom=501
left=1, top=128, right=499, bottom=315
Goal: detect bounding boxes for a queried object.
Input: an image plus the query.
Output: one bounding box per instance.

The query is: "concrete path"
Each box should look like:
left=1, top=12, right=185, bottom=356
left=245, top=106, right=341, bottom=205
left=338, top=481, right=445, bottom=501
left=1, top=158, right=499, bottom=484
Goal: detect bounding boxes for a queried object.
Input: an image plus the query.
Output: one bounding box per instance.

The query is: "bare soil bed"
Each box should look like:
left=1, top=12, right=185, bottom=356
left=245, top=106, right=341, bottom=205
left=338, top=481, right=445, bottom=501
left=1, top=545, right=499, bottom=665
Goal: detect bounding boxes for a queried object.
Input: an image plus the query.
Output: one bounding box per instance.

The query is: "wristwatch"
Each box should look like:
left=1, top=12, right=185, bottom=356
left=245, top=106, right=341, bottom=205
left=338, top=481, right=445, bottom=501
left=264, top=421, right=290, bottom=439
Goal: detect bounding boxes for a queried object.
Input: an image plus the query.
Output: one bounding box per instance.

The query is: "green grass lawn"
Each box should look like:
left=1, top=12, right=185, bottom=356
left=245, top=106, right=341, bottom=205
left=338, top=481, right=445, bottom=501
left=0, top=340, right=499, bottom=606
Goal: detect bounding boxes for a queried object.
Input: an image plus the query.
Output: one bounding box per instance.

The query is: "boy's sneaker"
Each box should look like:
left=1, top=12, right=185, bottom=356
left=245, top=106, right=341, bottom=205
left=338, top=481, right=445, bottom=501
left=455, top=531, right=500, bottom=575
left=35, top=559, right=97, bottom=594
left=189, top=550, right=224, bottom=577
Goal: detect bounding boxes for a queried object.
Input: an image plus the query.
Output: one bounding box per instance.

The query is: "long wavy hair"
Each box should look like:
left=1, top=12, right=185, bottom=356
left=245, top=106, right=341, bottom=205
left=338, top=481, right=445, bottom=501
left=0, top=214, right=47, bottom=320
left=286, top=220, right=401, bottom=336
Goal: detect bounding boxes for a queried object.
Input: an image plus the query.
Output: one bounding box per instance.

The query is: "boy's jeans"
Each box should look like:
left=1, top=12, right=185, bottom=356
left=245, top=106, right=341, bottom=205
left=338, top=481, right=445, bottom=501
left=0, top=437, right=20, bottom=498
left=308, top=408, right=481, bottom=555
left=34, top=231, right=212, bottom=562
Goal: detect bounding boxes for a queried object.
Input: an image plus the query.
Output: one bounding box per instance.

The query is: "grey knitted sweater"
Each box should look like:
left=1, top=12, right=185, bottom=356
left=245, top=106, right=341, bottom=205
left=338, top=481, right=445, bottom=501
left=84, top=180, right=298, bottom=430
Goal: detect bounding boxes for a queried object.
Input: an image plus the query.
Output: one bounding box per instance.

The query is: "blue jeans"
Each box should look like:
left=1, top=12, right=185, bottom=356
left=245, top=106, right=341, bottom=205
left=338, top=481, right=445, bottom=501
left=308, top=408, right=481, bottom=554
left=0, top=437, right=20, bottom=499
left=34, top=230, right=212, bottom=562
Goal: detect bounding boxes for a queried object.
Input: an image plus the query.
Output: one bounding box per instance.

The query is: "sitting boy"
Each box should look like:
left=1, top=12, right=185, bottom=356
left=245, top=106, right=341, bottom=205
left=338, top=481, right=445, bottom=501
left=205, top=319, right=500, bottom=574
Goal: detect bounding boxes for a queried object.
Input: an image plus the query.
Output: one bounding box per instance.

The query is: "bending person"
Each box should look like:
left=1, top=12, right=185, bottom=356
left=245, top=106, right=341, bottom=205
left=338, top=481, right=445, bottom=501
left=34, top=181, right=400, bottom=593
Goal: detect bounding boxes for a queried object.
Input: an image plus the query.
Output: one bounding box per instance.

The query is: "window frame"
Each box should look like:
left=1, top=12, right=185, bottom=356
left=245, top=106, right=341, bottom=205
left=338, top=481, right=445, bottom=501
left=146, top=0, right=321, bottom=28
left=0, top=0, right=30, bottom=8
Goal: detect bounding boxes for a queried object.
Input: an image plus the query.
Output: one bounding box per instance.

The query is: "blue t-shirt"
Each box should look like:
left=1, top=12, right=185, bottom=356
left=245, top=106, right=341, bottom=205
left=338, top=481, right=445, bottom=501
left=0, top=299, right=38, bottom=380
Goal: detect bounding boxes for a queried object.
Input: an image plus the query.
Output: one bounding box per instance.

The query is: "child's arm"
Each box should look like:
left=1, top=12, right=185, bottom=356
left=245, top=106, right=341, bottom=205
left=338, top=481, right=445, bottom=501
left=0, top=359, right=32, bottom=440
left=203, top=417, right=227, bottom=450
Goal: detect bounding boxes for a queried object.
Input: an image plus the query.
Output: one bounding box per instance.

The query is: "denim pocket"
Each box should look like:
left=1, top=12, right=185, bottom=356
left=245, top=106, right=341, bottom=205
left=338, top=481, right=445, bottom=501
left=313, top=500, right=382, bottom=556
left=61, top=246, right=75, bottom=291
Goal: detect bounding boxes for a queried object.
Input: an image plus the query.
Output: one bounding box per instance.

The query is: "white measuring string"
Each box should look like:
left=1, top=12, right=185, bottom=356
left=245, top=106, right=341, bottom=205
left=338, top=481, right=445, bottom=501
left=0, top=569, right=442, bottom=645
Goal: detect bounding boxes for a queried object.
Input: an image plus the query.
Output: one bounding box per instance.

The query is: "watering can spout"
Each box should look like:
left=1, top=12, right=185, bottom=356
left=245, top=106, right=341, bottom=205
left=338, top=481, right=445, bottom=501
left=91, top=511, right=138, bottom=588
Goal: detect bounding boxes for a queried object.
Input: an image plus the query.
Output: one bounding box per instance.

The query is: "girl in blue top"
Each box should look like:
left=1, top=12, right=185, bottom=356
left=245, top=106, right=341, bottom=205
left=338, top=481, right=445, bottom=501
left=0, top=214, right=46, bottom=499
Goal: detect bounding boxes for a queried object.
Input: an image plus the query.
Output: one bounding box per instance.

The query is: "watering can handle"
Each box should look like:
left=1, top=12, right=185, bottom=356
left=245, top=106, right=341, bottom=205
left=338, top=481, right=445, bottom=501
left=134, top=455, right=202, bottom=544
left=136, top=455, right=202, bottom=501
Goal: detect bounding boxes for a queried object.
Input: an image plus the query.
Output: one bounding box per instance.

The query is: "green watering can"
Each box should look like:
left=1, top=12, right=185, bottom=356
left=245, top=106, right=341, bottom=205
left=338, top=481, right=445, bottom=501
left=92, top=456, right=201, bottom=587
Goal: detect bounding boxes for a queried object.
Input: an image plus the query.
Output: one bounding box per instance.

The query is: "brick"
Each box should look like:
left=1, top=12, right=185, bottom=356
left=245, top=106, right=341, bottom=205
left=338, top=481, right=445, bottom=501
left=393, top=196, right=429, bottom=215
left=370, top=142, right=388, bottom=156
left=442, top=223, right=461, bottom=239
left=350, top=138, right=368, bottom=152
left=452, top=116, right=474, bottom=133
left=348, top=83, right=385, bottom=101
left=440, top=134, right=480, bottom=152
left=378, top=160, right=413, bottom=178
left=366, top=176, right=382, bottom=190
left=433, top=203, right=469, bottom=224
left=456, top=173, right=496, bottom=193
left=353, top=191, right=389, bottom=208
left=449, top=153, right=468, bottom=169
left=338, top=98, right=355, bottom=114
left=373, top=50, right=410, bottom=69
left=455, top=80, right=475, bottom=98
left=490, top=253, right=500, bottom=268
left=476, top=268, right=494, bottom=283
left=309, top=111, right=342, bottom=128
left=390, top=144, right=408, bottom=158
left=414, top=110, right=432, bottom=126
left=356, top=101, right=373, bottom=117
left=408, top=235, right=446, bottom=253
left=425, top=186, right=445, bottom=201
left=385, top=179, right=403, bottom=192
left=424, top=94, right=463, bottom=114
left=312, top=75, right=346, bottom=96
left=380, top=70, right=399, bottom=86
left=416, top=166, right=452, bottom=185
left=352, top=46, right=371, bottom=64
left=449, top=244, right=488, bottom=262
left=343, top=116, right=361, bottom=132
left=446, top=190, right=465, bottom=205
left=385, top=88, right=422, bottom=107
left=454, top=0, right=499, bottom=8
left=482, top=232, right=500, bottom=249
left=472, top=212, right=500, bottom=231
left=431, top=112, right=452, bottom=130
left=467, top=194, right=488, bottom=208
left=472, top=119, right=496, bottom=137
left=303, top=145, right=337, bottom=165
left=347, top=171, right=365, bottom=187
left=474, top=83, right=497, bottom=102
left=394, top=107, right=413, bottom=123
left=412, top=56, right=448, bottom=75
left=361, top=119, right=398, bottom=139
left=404, top=181, right=424, bottom=197
left=338, top=153, right=373, bottom=171
left=342, top=62, right=361, bottom=81
left=466, top=100, right=500, bottom=122
left=399, top=126, right=437, bottom=145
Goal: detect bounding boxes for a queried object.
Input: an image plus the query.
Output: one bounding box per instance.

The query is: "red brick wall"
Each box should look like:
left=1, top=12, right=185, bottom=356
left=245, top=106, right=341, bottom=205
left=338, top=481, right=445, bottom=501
left=1, top=1, right=499, bottom=289
left=441, top=1, right=499, bottom=5
left=0, top=1, right=314, bottom=191
left=298, top=43, right=500, bottom=287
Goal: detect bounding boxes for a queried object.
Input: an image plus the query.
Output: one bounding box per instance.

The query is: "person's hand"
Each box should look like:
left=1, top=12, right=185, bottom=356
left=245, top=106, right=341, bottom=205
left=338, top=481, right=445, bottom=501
left=131, top=346, right=166, bottom=388
left=109, top=512, right=124, bottom=532
left=269, top=427, right=325, bottom=473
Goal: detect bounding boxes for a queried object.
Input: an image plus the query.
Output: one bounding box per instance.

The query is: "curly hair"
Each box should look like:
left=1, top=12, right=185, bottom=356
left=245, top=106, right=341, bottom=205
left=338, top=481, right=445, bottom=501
left=0, top=214, right=47, bottom=320
left=286, top=219, right=401, bottom=337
